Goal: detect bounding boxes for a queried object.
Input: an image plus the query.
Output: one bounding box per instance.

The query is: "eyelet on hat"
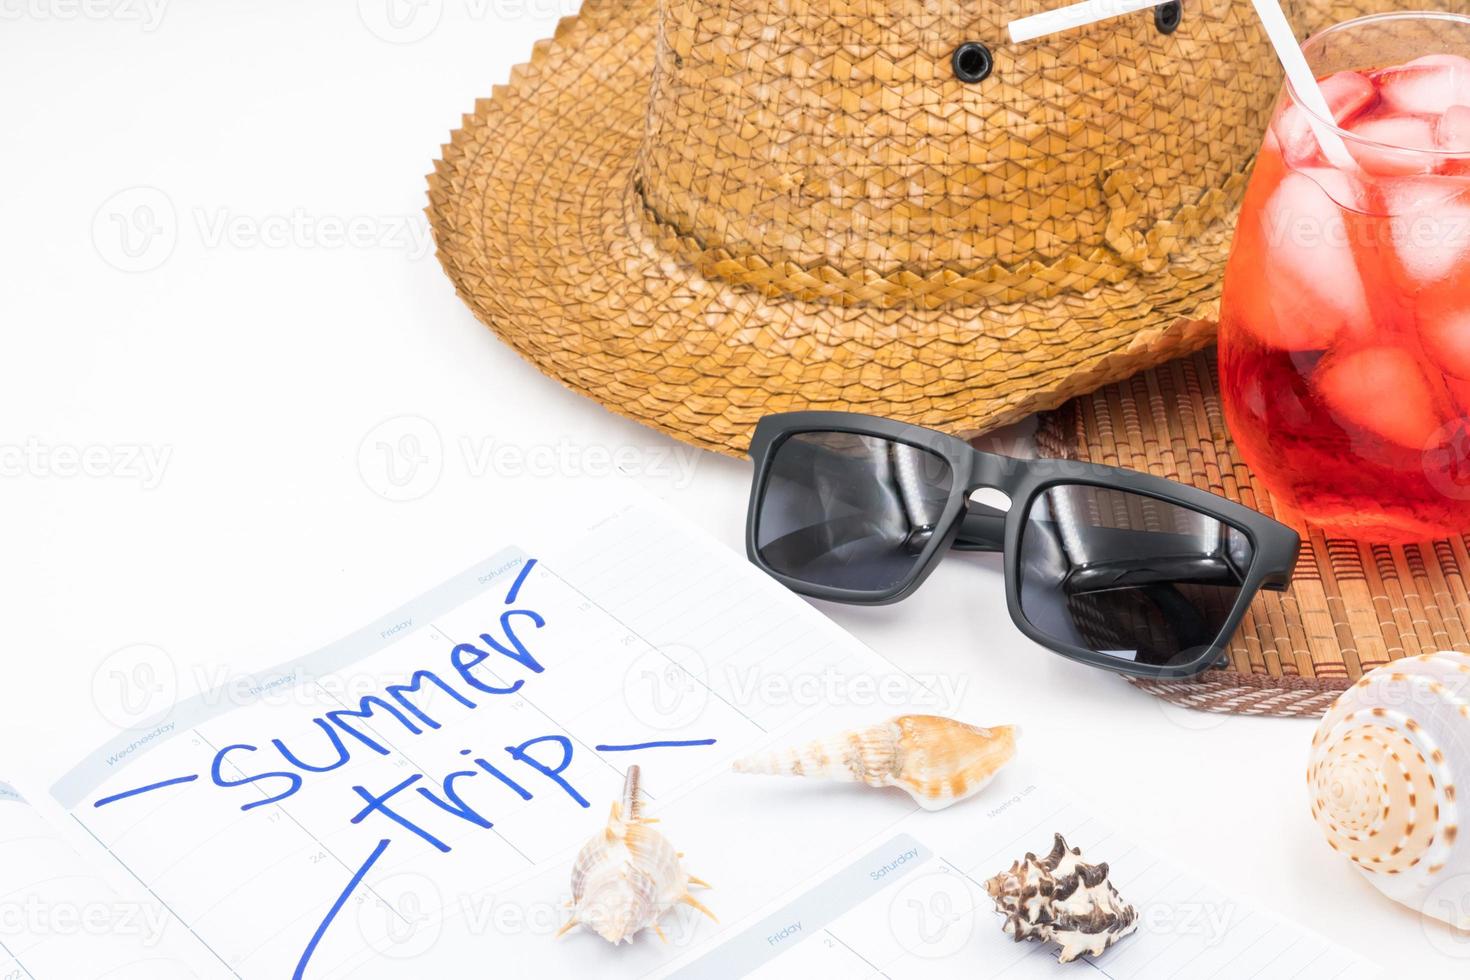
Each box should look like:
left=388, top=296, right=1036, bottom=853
left=951, top=41, right=993, bottom=83
left=1155, top=0, right=1183, bottom=34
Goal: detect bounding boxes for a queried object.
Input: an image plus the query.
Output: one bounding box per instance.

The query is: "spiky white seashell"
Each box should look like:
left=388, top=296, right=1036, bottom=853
left=985, top=834, right=1138, bottom=963
left=1308, top=651, right=1470, bottom=929
left=556, top=766, right=715, bottom=944
left=731, top=714, right=1017, bottom=811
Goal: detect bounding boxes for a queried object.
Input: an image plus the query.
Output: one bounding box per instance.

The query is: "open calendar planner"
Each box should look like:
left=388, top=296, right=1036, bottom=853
left=0, top=492, right=1380, bottom=978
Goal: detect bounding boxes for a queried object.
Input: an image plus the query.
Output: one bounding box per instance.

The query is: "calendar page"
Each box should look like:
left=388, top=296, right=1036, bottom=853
left=0, top=780, right=214, bottom=978
left=671, top=775, right=1380, bottom=980
left=3, top=496, right=1379, bottom=978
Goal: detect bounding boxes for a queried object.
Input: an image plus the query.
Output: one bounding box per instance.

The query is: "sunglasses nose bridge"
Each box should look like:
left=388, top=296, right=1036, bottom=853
left=966, top=449, right=1017, bottom=496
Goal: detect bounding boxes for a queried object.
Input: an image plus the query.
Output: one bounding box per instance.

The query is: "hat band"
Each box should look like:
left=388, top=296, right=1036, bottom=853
left=636, top=171, right=1246, bottom=310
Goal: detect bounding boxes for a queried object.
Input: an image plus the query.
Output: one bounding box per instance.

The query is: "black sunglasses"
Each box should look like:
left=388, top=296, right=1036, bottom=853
left=745, top=412, right=1301, bottom=679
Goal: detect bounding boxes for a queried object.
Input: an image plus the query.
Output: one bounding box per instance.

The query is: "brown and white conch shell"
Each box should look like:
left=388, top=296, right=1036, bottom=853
left=985, top=834, right=1138, bottom=964
left=1308, top=651, right=1470, bottom=929
left=730, top=714, right=1017, bottom=811
left=556, top=766, right=716, bottom=944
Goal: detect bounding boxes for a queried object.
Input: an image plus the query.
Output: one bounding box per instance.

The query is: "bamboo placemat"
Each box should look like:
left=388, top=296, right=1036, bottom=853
left=1035, top=348, right=1470, bottom=717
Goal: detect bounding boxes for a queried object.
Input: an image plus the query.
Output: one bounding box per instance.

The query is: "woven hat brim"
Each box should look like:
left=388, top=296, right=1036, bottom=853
left=428, top=0, right=1234, bottom=457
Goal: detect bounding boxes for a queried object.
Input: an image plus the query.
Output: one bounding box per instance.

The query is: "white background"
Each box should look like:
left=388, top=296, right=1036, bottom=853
left=0, top=0, right=1460, bottom=974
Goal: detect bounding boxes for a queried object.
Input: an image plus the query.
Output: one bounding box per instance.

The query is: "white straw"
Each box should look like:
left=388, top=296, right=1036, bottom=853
left=1008, top=0, right=1173, bottom=44
left=1247, top=0, right=1356, bottom=169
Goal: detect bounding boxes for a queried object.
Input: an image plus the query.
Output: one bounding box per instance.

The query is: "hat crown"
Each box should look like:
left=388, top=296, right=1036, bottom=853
left=634, top=0, right=1280, bottom=308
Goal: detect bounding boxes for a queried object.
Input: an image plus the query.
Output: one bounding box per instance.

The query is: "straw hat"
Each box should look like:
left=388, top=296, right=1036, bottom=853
left=428, top=0, right=1300, bottom=454
left=1036, top=347, right=1470, bottom=718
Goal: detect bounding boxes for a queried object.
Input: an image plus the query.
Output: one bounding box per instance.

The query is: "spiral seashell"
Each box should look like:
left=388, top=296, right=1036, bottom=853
left=556, top=766, right=716, bottom=944
left=985, top=833, right=1138, bottom=963
left=1308, top=651, right=1470, bottom=929
left=731, top=714, right=1017, bottom=811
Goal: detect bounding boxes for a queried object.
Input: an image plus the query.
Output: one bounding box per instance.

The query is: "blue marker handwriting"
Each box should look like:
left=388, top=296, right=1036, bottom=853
left=93, top=773, right=199, bottom=808
left=595, top=738, right=719, bottom=752
left=92, top=558, right=718, bottom=978
left=210, top=580, right=550, bottom=813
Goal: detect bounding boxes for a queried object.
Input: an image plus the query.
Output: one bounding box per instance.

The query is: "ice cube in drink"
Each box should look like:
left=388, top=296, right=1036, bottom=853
left=1221, top=51, right=1470, bottom=540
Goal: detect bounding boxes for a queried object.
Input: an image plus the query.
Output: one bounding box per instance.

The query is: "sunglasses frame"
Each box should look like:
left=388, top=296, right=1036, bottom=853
left=746, top=411, right=1301, bottom=679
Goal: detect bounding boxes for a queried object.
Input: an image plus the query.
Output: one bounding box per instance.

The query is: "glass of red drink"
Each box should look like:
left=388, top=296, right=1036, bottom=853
left=1221, top=11, right=1470, bottom=542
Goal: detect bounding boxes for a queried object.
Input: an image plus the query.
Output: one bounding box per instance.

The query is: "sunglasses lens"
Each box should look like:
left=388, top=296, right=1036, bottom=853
left=1017, top=484, right=1254, bottom=670
left=755, top=431, right=955, bottom=593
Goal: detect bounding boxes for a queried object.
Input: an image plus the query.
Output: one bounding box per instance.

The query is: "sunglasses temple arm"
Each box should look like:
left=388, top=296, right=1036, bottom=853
left=950, top=502, right=1006, bottom=552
